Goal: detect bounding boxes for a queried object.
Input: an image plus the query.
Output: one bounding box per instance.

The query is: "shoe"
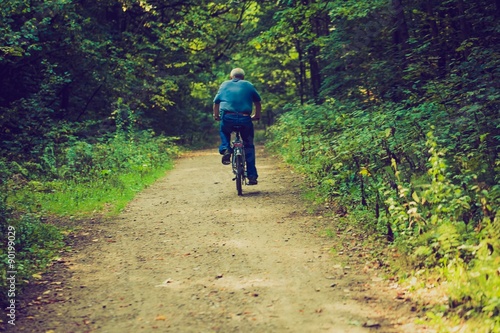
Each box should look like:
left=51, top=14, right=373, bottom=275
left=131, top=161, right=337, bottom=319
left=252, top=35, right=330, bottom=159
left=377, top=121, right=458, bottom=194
left=247, top=177, right=258, bottom=185
left=221, top=150, right=231, bottom=165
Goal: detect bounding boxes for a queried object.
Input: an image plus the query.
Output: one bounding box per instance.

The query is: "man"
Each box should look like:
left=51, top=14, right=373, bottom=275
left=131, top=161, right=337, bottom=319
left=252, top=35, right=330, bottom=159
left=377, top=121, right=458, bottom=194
left=213, top=68, right=261, bottom=185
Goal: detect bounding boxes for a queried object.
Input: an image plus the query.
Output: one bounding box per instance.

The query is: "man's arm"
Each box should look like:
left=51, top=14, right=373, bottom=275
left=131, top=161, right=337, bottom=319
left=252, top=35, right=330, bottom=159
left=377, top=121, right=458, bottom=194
left=252, top=101, right=261, bottom=120
left=213, top=103, right=220, bottom=121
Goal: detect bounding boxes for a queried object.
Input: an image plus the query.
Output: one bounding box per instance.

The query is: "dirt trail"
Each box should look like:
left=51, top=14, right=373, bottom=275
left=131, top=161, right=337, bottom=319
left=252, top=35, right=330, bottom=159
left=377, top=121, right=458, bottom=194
left=11, top=147, right=428, bottom=333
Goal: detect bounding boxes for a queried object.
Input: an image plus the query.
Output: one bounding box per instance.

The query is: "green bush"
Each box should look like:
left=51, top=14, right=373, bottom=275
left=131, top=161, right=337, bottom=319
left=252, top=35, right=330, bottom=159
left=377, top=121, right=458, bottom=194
left=267, top=98, right=499, bottom=330
left=1, top=127, right=181, bottom=308
left=0, top=212, right=64, bottom=307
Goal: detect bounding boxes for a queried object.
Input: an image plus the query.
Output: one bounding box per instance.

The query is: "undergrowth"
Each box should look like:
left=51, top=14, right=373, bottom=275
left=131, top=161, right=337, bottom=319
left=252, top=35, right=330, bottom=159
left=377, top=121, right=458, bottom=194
left=0, top=126, right=180, bottom=308
left=267, top=100, right=499, bottom=332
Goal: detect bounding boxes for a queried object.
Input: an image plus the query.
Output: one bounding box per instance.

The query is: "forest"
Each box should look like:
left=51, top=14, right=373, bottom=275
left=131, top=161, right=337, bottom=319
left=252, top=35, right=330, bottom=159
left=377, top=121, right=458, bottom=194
left=1, top=0, right=499, bottom=331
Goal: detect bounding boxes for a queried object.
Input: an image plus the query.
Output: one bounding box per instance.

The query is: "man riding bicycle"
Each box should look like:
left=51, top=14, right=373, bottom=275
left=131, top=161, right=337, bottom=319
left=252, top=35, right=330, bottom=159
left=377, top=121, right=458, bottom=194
left=213, top=68, right=261, bottom=185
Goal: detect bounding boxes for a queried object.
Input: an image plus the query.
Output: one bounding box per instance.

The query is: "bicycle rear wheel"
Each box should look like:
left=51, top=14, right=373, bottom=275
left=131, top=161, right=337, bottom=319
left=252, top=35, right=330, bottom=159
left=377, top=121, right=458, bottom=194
left=235, top=155, right=243, bottom=196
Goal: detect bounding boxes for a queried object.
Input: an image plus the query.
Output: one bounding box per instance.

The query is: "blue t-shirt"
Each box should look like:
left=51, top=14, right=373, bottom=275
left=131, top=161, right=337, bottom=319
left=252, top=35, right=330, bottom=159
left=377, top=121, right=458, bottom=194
left=213, top=79, right=261, bottom=113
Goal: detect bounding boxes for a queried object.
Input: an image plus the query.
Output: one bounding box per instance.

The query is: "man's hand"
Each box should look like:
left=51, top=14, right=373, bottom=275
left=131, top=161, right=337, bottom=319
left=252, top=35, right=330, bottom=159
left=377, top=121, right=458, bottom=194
left=213, top=103, right=221, bottom=121
left=252, top=101, right=261, bottom=121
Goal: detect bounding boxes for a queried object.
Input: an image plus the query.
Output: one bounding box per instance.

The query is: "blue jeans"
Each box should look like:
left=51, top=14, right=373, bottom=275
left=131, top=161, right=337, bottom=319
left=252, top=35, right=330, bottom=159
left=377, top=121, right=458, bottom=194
left=219, top=114, right=258, bottom=179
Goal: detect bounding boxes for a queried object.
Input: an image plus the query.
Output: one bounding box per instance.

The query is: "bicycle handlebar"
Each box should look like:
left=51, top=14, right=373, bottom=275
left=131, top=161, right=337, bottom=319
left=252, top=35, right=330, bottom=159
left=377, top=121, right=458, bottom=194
left=213, top=114, right=260, bottom=121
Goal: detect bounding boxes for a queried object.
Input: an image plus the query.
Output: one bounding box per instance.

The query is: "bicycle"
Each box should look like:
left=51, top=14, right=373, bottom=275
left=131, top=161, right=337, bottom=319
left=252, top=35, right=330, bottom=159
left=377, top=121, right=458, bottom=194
left=230, top=125, right=246, bottom=196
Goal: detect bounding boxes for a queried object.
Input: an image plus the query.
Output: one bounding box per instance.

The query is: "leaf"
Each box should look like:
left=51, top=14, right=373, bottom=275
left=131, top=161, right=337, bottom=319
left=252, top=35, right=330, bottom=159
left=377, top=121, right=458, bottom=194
left=359, top=167, right=371, bottom=176
left=411, top=191, right=420, bottom=204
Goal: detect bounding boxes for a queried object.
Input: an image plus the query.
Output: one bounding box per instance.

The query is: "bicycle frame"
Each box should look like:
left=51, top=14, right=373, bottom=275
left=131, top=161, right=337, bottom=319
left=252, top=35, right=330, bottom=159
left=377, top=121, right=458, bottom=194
left=231, top=128, right=246, bottom=196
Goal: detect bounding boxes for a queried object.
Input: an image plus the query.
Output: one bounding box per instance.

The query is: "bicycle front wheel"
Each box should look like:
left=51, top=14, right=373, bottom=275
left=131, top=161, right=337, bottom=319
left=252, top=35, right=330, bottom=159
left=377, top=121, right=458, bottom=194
left=235, top=155, right=244, bottom=196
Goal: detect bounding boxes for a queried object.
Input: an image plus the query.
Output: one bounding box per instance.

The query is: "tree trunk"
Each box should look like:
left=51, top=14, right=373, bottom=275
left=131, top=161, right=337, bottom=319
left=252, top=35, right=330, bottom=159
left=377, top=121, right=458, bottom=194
left=456, top=0, right=470, bottom=39
left=308, top=46, right=321, bottom=102
left=293, top=25, right=307, bottom=104
left=391, top=0, right=410, bottom=99
left=425, top=0, right=439, bottom=40
left=392, top=0, right=409, bottom=52
left=424, top=0, right=447, bottom=74
left=308, top=8, right=329, bottom=103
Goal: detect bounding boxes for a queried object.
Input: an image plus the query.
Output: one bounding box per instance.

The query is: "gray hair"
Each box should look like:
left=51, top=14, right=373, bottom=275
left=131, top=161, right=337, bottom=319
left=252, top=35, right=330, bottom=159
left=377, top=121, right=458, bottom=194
left=230, top=68, right=245, bottom=79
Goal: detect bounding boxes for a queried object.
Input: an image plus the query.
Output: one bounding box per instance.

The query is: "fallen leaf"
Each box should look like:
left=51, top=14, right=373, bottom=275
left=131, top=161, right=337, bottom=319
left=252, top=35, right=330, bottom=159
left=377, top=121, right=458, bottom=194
left=363, top=320, right=380, bottom=328
left=155, top=315, right=167, bottom=321
left=395, top=292, right=406, bottom=300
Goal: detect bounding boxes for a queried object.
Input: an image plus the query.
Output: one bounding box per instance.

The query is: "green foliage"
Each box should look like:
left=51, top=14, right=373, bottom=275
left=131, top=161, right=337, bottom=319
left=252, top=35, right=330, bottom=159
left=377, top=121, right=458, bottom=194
left=0, top=212, right=65, bottom=307
left=255, top=0, right=500, bottom=327
left=1, top=125, right=180, bottom=307
left=1, top=0, right=259, bottom=159
left=326, top=0, right=388, bottom=19
left=267, top=100, right=498, bottom=330
left=8, top=129, right=179, bottom=215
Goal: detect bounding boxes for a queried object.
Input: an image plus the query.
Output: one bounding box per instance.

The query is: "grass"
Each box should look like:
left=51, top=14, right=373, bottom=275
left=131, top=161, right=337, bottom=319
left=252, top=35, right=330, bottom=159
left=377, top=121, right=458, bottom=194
left=9, top=163, right=174, bottom=217
left=1, top=162, right=174, bottom=307
left=254, top=128, right=267, bottom=144
left=1, top=132, right=180, bottom=308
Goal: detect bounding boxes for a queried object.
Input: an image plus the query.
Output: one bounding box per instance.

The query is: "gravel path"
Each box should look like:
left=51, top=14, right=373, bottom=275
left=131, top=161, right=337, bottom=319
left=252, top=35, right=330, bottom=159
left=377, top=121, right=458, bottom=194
left=10, top=147, right=427, bottom=333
